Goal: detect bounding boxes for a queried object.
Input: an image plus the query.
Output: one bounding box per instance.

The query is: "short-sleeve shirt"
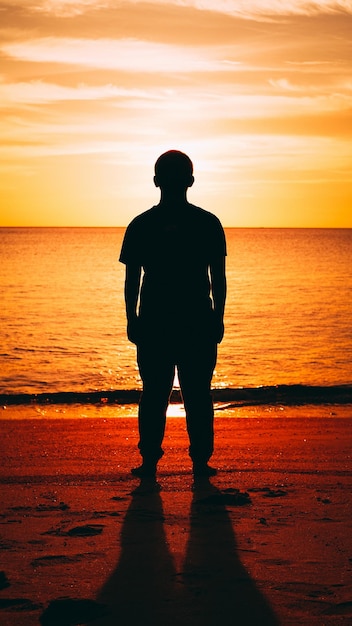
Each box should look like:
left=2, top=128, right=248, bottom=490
left=120, top=203, right=226, bottom=328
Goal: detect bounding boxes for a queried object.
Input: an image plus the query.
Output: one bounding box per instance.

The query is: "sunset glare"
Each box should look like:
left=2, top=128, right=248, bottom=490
left=1, top=0, right=351, bottom=227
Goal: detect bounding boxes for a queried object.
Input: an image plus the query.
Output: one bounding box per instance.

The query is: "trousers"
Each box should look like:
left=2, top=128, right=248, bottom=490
left=136, top=332, right=217, bottom=465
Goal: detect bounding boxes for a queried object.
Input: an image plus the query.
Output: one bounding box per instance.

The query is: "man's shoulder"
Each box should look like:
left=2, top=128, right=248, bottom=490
left=126, top=206, right=158, bottom=229
left=189, top=204, right=226, bottom=255
left=188, top=204, right=223, bottom=227
left=120, top=207, right=157, bottom=264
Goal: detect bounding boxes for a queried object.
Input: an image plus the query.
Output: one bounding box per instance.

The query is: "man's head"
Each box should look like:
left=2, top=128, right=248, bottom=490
left=154, top=150, right=194, bottom=190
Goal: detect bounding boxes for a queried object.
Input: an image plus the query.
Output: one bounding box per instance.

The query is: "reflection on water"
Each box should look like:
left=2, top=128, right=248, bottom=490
left=95, top=480, right=279, bottom=626
left=1, top=228, right=351, bottom=394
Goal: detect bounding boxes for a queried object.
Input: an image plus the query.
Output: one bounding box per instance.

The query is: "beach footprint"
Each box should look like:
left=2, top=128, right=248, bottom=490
left=0, top=571, right=10, bottom=590
left=40, top=597, right=108, bottom=625
left=43, top=523, right=105, bottom=537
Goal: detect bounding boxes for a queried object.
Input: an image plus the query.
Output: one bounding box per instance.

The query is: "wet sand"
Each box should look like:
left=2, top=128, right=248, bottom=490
left=1, top=409, right=352, bottom=625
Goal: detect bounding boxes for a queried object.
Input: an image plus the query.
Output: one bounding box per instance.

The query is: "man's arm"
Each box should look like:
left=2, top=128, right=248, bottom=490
left=210, top=256, right=227, bottom=343
left=124, top=263, right=142, bottom=344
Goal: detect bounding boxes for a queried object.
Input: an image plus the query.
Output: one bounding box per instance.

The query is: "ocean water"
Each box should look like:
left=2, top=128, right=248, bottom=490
left=0, top=227, right=351, bottom=404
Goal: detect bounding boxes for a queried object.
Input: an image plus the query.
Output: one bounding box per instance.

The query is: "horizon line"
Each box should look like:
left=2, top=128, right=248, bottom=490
left=1, top=225, right=351, bottom=230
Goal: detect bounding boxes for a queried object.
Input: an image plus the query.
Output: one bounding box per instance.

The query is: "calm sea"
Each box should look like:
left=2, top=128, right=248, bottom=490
left=1, top=227, right=351, bottom=407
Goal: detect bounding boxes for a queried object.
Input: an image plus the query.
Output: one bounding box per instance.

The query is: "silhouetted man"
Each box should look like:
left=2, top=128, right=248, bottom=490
left=119, top=150, right=226, bottom=478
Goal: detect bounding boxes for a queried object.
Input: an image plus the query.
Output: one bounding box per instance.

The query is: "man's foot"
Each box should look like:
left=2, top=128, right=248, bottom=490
left=131, top=463, right=157, bottom=478
left=192, top=463, right=217, bottom=477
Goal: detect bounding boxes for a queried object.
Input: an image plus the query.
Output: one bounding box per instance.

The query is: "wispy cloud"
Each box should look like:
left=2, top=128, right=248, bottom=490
left=2, top=0, right=109, bottom=17
left=2, top=75, right=349, bottom=120
left=0, top=80, right=160, bottom=104
left=174, top=0, right=352, bottom=18
left=8, top=0, right=352, bottom=18
left=2, top=37, right=245, bottom=72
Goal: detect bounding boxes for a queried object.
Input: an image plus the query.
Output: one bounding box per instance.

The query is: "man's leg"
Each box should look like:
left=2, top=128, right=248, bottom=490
left=177, top=339, right=217, bottom=472
left=136, top=339, right=175, bottom=473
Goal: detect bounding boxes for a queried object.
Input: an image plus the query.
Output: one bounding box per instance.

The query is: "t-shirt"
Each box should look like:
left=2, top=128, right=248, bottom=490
left=119, top=203, right=226, bottom=329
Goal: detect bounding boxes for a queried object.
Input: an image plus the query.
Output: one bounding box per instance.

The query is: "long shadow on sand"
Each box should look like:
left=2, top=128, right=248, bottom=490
left=95, top=481, right=176, bottom=625
left=94, top=480, right=279, bottom=626
left=182, top=480, right=279, bottom=625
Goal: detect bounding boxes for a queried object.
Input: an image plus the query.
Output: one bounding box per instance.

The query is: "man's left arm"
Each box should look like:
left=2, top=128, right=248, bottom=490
left=124, top=263, right=142, bottom=344
left=210, top=256, right=227, bottom=343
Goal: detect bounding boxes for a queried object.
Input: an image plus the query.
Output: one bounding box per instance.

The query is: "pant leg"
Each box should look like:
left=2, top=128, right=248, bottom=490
left=137, top=339, right=175, bottom=463
left=177, top=339, right=217, bottom=464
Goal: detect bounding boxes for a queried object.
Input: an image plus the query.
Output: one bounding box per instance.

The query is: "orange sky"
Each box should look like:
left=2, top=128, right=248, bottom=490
left=0, top=0, right=351, bottom=227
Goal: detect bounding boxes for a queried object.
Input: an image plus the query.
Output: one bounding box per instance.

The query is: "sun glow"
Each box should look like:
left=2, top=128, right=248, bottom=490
left=0, top=1, right=351, bottom=227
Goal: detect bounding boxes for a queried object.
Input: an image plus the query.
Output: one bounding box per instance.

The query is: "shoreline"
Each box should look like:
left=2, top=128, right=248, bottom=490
left=1, top=402, right=352, bottom=420
left=1, top=383, right=351, bottom=408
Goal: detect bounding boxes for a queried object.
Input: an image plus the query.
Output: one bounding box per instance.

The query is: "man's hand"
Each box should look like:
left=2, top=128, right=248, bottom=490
left=127, top=317, right=141, bottom=344
left=214, top=318, right=225, bottom=344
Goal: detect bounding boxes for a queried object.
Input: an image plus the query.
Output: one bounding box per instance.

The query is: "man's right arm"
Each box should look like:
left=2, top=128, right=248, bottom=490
left=210, top=256, right=226, bottom=344
left=124, top=264, right=142, bottom=344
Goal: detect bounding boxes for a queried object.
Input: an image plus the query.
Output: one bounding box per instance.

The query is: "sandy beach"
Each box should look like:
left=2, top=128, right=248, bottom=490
left=1, top=408, right=352, bottom=625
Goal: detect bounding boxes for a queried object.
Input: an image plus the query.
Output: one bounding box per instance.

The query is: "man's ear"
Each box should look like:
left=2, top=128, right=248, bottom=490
left=153, top=175, right=160, bottom=188
left=188, top=175, right=195, bottom=187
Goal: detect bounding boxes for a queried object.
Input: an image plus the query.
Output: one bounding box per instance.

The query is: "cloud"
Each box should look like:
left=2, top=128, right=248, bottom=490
left=2, top=74, right=349, bottom=118
left=269, top=78, right=302, bottom=91
left=176, top=0, right=352, bottom=18
left=4, top=0, right=352, bottom=19
left=0, top=80, right=159, bottom=104
left=2, top=0, right=109, bottom=17
left=1, top=37, right=246, bottom=72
